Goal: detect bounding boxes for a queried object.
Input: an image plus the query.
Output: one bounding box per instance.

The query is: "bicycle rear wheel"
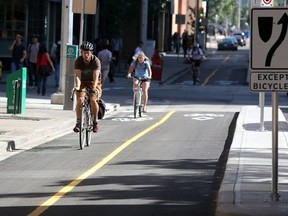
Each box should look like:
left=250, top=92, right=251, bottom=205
left=192, top=66, right=197, bottom=85
left=134, top=104, right=138, bottom=118
left=79, top=106, right=86, bottom=150
left=86, top=106, right=92, bottom=147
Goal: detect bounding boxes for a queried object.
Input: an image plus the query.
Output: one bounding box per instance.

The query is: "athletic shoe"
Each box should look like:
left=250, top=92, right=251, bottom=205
left=93, top=122, right=99, bottom=133
left=73, top=123, right=80, bottom=133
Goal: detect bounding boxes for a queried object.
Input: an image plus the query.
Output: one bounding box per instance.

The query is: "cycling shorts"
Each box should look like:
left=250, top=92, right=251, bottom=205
left=192, top=59, right=201, bottom=67
left=133, top=76, right=150, bottom=82
left=76, top=81, right=102, bottom=100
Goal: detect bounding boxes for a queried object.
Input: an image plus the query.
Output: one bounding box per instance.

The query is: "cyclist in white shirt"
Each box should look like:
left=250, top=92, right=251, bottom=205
left=189, top=43, right=204, bottom=82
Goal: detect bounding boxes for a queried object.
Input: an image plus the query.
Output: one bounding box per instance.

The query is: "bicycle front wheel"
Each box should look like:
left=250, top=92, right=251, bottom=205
left=79, top=106, right=86, bottom=150
left=139, top=93, right=143, bottom=117
left=134, top=91, right=141, bottom=118
left=86, top=106, right=92, bottom=147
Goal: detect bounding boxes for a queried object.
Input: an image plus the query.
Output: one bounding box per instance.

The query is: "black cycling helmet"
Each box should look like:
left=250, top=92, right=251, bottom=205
left=80, top=41, right=94, bottom=51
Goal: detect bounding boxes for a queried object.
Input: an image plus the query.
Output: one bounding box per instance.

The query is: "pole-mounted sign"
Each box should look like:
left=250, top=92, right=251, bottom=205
left=261, top=0, right=274, bottom=7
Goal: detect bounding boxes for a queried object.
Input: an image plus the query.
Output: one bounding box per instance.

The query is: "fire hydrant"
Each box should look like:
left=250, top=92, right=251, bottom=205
left=151, top=50, right=163, bottom=81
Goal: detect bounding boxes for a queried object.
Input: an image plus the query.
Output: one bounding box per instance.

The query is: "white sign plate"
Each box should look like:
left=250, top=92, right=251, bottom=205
left=251, top=8, right=288, bottom=70
left=250, top=72, right=288, bottom=92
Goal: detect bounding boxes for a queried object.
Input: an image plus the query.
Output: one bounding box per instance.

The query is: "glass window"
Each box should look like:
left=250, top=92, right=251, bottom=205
left=0, top=0, right=27, bottom=39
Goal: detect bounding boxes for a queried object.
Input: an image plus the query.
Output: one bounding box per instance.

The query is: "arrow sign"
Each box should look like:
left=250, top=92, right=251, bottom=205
left=251, top=8, right=288, bottom=70
left=266, top=13, right=288, bottom=66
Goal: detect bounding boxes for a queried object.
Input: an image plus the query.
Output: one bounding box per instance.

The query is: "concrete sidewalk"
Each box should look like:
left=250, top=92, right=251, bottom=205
left=216, top=105, right=288, bottom=215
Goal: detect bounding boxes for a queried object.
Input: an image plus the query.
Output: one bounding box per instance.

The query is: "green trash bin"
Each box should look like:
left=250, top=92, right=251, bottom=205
left=6, top=68, right=27, bottom=114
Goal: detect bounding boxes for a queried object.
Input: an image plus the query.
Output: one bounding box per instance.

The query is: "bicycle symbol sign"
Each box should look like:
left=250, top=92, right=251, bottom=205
left=184, top=113, right=224, bottom=121
left=251, top=8, right=288, bottom=70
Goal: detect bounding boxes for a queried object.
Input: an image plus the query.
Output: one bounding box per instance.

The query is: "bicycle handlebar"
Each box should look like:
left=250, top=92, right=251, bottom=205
left=70, top=88, right=97, bottom=101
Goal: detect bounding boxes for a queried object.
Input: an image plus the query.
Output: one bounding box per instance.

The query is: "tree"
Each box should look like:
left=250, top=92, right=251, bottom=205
left=207, top=0, right=237, bottom=29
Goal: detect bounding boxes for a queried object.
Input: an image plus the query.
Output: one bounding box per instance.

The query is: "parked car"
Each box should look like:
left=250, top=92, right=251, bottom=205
left=217, top=37, right=238, bottom=51
left=233, top=32, right=246, bottom=46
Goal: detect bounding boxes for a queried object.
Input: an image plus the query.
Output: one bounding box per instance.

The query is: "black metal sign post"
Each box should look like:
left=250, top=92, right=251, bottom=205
left=272, top=92, right=279, bottom=201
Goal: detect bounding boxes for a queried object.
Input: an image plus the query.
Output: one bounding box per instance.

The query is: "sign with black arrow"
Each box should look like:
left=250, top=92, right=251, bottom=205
left=251, top=8, right=288, bottom=70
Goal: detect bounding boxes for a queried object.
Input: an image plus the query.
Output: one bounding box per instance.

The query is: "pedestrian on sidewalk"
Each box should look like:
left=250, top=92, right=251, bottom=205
left=26, top=34, right=39, bottom=88
left=98, top=43, right=112, bottom=87
left=182, top=30, right=189, bottom=59
left=111, top=35, right=123, bottom=73
left=50, top=40, right=61, bottom=88
left=8, top=34, right=27, bottom=72
left=36, top=44, right=55, bottom=96
left=134, top=40, right=144, bottom=54
left=172, top=32, right=180, bottom=53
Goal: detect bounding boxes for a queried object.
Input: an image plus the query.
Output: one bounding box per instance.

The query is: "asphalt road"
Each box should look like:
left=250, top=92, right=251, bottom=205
left=0, top=108, right=236, bottom=216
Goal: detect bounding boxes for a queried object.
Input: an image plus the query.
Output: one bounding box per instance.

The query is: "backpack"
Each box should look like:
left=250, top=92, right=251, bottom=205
left=97, top=99, right=106, bottom=119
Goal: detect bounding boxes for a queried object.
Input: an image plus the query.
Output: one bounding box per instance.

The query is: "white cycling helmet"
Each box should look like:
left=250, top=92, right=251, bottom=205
left=193, top=43, right=199, bottom=48
left=80, top=41, right=94, bottom=51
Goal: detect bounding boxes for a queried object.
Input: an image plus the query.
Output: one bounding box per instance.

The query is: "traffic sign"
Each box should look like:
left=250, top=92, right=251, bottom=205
left=251, top=8, right=288, bottom=70
left=261, top=0, right=274, bottom=7
left=250, top=71, right=288, bottom=92
left=66, top=45, right=78, bottom=59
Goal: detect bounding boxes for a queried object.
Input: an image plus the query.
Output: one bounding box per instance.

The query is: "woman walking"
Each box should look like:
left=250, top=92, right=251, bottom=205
left=36, top=44, right=55, bottom=96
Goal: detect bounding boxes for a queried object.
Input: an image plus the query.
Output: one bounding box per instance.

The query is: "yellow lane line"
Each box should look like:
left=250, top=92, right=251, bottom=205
left=202, top=68, right=218, bottom=85
left=201, top=55, right=230, bottom=86
left=28, top=111, right=175, bottom=216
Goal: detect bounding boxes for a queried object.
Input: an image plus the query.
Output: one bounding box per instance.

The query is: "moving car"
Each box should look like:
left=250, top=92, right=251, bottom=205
left=233, top=32, right=246, bottom=46
left=217, top=37, right=238, bottom=51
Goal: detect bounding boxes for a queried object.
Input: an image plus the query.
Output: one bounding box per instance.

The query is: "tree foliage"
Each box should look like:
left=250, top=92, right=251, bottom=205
left=208, top=0, right=237, bottom=26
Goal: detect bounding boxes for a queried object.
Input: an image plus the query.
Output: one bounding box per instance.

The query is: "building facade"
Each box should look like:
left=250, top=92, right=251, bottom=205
left=0, top=0, right=200, bottom=71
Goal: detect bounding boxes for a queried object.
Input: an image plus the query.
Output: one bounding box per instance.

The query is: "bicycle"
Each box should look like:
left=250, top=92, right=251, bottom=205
left=131, top=77, right=149, bottom=118
left=191, top=61, right=199, bottom=85
left=71, top=88, right=94, bottom=150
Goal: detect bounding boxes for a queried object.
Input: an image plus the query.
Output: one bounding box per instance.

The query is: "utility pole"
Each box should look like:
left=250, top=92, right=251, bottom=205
left=51, top=0, right=73, bottom=105
left=60, top=0, right=73, bottom=93
left=141, top=0, right=148, bottom=45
